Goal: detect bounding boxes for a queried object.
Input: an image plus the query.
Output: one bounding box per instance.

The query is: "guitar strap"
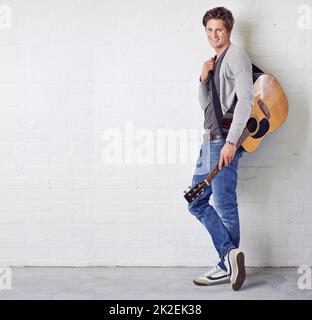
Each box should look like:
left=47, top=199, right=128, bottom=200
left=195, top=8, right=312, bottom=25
left=209, top=55, right=226, bottom=138
left=209, top=62, right=264, bottom=139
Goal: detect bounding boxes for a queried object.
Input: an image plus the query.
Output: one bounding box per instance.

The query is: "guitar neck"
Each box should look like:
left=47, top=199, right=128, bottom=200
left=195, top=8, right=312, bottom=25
left=236, top=126, right=251, bottom=149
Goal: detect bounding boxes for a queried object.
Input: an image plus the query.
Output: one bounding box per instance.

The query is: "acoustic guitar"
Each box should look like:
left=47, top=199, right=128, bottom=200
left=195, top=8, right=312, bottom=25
left=184, top=73, right=288, bottom=203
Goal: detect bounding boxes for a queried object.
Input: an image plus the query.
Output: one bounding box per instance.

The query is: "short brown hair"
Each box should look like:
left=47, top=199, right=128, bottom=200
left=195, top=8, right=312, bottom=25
left=202, top=7, right=235, bottom=33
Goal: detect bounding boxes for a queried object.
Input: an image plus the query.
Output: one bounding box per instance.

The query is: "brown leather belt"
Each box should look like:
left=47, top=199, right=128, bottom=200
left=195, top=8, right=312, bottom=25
left=203, top=133, right=223, bottom=141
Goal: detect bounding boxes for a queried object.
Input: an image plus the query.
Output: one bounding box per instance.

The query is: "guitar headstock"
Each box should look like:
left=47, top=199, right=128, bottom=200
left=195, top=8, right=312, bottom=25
left=183, top=182, right=206, bottom=203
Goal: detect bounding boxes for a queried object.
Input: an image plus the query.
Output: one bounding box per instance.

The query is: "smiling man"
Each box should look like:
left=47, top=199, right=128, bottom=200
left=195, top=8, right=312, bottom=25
left=187, top=7, right=253, bottom=291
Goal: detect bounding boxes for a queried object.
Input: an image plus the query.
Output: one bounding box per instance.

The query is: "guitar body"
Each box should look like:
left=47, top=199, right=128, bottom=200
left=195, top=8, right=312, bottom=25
left=241, top=74, right=288, bottom=152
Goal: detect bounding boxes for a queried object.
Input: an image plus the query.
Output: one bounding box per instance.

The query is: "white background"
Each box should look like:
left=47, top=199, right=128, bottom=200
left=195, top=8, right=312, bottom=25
left=0, top=0, right=311, bottom=266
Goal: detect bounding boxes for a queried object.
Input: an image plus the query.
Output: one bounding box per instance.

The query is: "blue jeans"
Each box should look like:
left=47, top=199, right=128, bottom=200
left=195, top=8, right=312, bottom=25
left=188, top=139, right=243, bottom=267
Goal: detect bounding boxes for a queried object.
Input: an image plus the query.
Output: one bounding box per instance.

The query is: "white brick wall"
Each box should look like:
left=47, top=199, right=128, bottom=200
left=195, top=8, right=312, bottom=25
left=0, top=0, right=312, bottom=266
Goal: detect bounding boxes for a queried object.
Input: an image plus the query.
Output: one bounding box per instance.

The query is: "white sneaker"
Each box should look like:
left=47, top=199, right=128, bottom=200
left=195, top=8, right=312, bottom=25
left=224, top=248, right=246, bottom=291
left=193, top=265, right=230, bottom=286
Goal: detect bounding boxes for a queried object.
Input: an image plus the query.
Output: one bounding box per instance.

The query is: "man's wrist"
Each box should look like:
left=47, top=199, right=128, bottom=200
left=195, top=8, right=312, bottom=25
left=226, top=140, right=237, bottom=147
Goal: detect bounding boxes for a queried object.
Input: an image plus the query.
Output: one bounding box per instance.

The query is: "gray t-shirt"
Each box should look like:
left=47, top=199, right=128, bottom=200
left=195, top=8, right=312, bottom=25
left=203, top=48, right=229, bottom=135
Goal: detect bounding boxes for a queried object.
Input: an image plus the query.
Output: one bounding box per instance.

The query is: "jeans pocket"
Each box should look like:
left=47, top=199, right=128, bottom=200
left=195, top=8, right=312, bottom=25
left=196, top=160, right=202, bottom=168
left=196, top=147, right=203, bottom=168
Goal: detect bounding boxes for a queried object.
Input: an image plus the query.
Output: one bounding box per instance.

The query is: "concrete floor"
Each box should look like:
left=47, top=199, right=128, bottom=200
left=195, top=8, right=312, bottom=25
left=0, top=267, right=311, bottom=300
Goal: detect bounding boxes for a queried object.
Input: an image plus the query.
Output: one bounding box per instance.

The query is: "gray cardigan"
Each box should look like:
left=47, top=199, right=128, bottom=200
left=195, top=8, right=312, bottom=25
left=199, top=43, right=254, bottom=144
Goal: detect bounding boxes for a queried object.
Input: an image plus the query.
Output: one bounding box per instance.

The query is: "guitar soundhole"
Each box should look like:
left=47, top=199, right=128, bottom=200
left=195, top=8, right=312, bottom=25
left=246, top=117, right=257, bottom=134
left=252, top=118, right=270, bottom=138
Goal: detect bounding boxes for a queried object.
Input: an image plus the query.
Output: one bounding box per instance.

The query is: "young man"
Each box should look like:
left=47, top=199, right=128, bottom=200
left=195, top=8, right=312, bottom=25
left=188, top=7, right=253, bottom=291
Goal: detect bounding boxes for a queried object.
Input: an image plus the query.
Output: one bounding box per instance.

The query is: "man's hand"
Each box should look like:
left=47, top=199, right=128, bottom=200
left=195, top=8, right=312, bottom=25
left=200, top=57, right=215, bottom=82
left=218, top=143, right=237, bottom=170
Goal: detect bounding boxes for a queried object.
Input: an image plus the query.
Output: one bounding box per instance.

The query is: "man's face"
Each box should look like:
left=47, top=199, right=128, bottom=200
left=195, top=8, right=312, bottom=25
left=205, top=19, right=230, bottom=49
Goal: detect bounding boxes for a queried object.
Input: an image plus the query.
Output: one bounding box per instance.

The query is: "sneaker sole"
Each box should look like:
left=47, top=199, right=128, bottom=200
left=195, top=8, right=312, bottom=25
left=193, top=278, right=230, bottom=286
left=229, top=250, right=246, bottom=291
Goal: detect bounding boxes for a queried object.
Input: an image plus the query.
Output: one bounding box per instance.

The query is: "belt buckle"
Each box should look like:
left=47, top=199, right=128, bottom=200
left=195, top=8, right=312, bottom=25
left=210, top=134, right=223, bottom=141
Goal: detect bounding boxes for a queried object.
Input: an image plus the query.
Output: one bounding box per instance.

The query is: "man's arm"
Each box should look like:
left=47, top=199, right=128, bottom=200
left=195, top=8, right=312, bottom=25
left=199, top=78, right=211, bottom=111
left=225, top=53, right=253, bottom=145
left=218, top=52, right=253, bottom=170
left=198, top=58, right=215, bottom=110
